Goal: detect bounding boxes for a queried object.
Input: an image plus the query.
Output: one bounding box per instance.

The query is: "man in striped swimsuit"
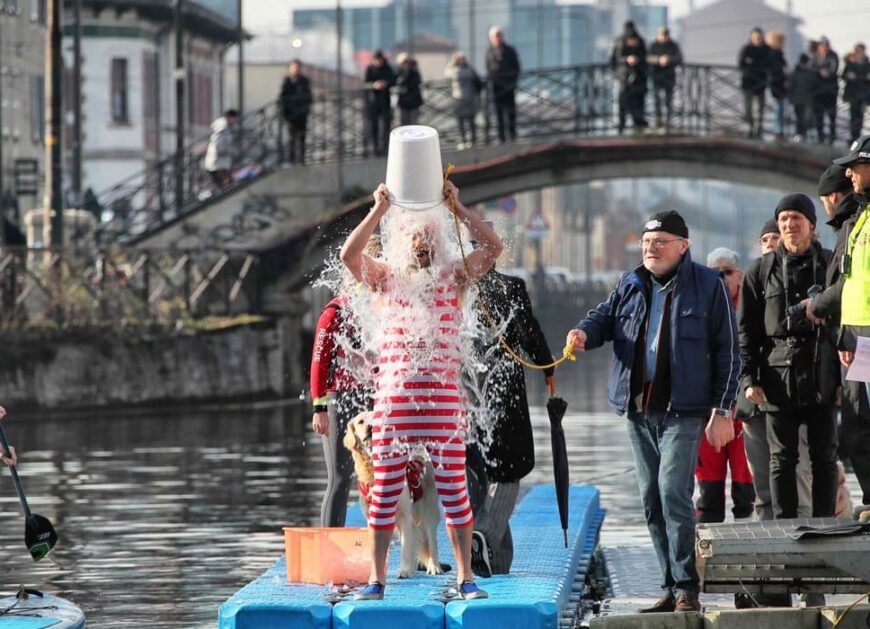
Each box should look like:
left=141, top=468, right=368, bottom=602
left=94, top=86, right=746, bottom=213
left=341, top=181, right=503, bottom=601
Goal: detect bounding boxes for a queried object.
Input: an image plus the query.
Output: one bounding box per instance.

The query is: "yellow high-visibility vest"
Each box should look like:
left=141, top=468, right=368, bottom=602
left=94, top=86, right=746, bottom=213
left=842, top=207, right=870, bottom=325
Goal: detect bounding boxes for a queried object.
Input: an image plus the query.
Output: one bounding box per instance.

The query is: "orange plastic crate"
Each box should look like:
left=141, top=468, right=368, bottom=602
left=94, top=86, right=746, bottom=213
left=283, top=527, right=371, bottom=585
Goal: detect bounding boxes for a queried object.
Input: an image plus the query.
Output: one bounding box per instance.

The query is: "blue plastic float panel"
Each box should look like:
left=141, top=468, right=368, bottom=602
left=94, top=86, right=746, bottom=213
left=217, top=558, right=332, bottom=629
left=218, top=484, right=605, bottom=629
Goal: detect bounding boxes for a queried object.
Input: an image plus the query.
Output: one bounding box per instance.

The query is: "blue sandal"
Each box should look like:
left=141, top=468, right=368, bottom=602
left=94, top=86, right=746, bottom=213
left=354, top=582, right=385, bottom=601
left=458, top=580, right=488, bottom=600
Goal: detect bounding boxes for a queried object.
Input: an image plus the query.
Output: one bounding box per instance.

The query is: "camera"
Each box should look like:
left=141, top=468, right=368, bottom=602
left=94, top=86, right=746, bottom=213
left=785, top=284, right=823, bottom=320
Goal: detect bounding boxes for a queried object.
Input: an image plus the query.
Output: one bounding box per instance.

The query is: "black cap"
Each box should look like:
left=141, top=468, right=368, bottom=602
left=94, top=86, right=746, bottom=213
left=818, top=165, right=852, bottom=196
left=775, top=193, right=817, bottom=226
left=759, top=218, right=779, bottom=238
left=834, top=135, right=870, bottom=167
left=643, top=210, right=688, bottom=238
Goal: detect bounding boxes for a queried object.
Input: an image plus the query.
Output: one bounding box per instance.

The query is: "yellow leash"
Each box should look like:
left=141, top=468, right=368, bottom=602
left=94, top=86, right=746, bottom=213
left=442, top=164, right=576, bottom=378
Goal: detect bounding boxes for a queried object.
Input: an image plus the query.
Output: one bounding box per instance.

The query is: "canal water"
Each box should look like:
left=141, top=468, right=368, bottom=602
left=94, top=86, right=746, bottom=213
left=0, top=351, right=718, bottom=626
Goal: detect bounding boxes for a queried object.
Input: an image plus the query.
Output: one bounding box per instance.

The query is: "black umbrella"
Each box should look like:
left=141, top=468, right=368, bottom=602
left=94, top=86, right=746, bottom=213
left=547, top=386, right=570, bottom=548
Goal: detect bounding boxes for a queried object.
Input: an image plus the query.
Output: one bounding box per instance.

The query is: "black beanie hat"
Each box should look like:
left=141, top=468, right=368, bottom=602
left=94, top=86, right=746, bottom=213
left=643, top=210, right=689, bottom=238
left=774, top=193, right=816, bottom=226
left=817, top=165, right=852, bottom=196
left=759, top=218, right=778, bottom=238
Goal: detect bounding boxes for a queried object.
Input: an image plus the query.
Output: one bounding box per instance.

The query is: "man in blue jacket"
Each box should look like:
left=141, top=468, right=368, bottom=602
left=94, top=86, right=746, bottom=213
left=566, top=210, right=739, bottom=613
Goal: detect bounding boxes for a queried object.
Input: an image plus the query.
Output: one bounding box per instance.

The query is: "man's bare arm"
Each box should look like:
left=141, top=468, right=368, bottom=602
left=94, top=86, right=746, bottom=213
left=445, top=181, right=503, bottom=283
left=340, top=184, right=390, bottom=289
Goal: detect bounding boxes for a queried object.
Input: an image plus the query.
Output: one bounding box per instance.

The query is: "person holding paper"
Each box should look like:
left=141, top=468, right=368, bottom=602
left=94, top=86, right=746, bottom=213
left=737, top=193, right=838, bottom=520
left=830, top=135, right=870, bottom=506
left=566, top=210, right=739, bottom=614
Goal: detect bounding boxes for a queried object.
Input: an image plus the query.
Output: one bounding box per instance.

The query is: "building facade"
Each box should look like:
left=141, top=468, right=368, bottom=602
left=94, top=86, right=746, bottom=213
left=0, top=0, right=47, bottom=237
left=63, top=0, right=238, bottom=203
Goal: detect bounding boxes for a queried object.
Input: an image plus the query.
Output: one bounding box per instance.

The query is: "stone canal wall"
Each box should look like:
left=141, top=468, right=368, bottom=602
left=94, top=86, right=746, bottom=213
left=0, top=316, right=305, bottom=411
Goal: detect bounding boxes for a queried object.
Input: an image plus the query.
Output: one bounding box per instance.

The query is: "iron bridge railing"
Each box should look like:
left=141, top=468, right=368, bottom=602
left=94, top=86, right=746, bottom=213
left=0, top=247, right=260, bottom=327
left=95, top=62, right=862, bottom=245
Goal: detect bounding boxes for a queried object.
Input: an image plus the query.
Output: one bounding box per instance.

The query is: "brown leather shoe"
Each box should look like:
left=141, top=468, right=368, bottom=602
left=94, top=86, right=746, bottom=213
left=675, top=591, right=701, bottom=612
left=639, top=593, right=675, bottom=613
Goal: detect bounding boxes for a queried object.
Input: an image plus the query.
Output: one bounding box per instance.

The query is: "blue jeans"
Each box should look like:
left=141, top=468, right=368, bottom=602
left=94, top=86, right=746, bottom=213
left=626, top=411, right=706, bottom=596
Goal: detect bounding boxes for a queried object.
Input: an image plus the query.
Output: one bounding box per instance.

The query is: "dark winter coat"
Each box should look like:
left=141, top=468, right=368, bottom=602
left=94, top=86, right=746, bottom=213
left=648, top=39, right=683, bottom=88
left=279, top=75, right=313, bottom=122
left=578, top=249, right=739, bottom=417
left=811, top=193, right=865, bottom=339
left=738, top=42, right=770, bottom=94
left=767, top=48, right=788, bottom=99
left=843, top=56, right=870, bottom=104
left=364, top=62, right=396, bottom=113
left=809, top=51, right=840, bottom=105
left=475, top=271, right=554, bottom=482
left=396, top=65, right=424, bottom=110
left=485, top=43, right=521, bottom=102
left=789, top=64, right=817, bottom=107
left=738, top=242, right=835, bottom=411
left=611, top=36, right=648, bottom=91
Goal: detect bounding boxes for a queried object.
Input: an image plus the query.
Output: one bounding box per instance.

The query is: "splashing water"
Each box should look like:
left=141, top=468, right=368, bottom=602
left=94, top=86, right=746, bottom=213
left=315, top=204, right=521, bottom=468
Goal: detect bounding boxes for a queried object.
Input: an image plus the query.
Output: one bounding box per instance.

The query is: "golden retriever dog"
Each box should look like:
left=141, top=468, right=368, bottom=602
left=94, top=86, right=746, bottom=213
left=343, top=411, right=444, bottom=578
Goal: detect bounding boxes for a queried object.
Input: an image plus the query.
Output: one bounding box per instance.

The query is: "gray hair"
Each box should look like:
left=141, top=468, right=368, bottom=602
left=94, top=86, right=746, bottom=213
left=706, top=246, right=740, bottom=268
left=489, top=25, right=503, bottom=38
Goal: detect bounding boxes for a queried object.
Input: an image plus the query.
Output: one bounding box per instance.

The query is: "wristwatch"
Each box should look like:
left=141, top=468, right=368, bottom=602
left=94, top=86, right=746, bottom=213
left=711, top=407, right=732, bottom=418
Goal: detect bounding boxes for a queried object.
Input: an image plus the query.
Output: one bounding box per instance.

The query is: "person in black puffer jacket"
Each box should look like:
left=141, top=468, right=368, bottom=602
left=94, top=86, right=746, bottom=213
left=395, top=53, right=424, bottom=126
left=648, top=27, right=683, bottom=131
left=766, top=32, right=788, bottom=139
left=738, top=194, right=838, bottom=520
left=611, top=21, right=648, bottom=134
left=738, top=27, right=770, bottom=138
left=842, top=43, right=870, bottom=143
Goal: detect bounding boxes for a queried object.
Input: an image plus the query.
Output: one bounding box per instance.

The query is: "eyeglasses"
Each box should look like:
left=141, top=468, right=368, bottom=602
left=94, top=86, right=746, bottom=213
left=638, top=237, right=684, bottom=250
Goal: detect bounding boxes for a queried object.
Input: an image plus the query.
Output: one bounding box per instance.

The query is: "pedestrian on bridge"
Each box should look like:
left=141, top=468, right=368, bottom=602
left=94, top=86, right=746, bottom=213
left=738, top=27, right=770, bottom=139
left=766, top=32, right=788, bottom=141
left=363, top=51, right=396, bottom=157
left=445, top=52, right=483, bottom=148
left=204, top=109, right=239, bottom=189
left=567, top=210, right=739, bottom=614
left=396, top=53, right=424, bottom=126
left=842, top=44, right=870, bottom=144
left=789, top=54, right=816, bottom=142
left=809, top=37, right=840, bottom=144
left=611, top=21, right=648, bottom=134
left=485, top=26, right=521, bottom=143
left=647, top=27, right=682, bottom=132
left=280, top=59, right=313, bottom=165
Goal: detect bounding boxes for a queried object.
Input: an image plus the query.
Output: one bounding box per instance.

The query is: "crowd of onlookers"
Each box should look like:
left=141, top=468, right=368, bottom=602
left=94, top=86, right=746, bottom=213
left=738, top=27, right=870, bottom=144
left=200, top=23, right=870, bottom=182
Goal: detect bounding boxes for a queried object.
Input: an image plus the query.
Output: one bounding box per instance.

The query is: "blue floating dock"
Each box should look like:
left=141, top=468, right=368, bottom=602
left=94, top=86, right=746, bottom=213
left=218, top=484, right=605, bottom=629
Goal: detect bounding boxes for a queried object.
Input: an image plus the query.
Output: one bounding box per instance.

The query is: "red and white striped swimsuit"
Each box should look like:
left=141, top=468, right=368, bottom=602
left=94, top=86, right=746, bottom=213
left=367, top=274, right=473, bottom=530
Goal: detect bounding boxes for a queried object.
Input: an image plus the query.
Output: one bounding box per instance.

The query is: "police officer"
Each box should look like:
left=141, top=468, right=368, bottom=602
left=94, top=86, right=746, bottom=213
left=738, top=193, right=838, bottom=519
left=830, top=136, right=870, bottom=506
